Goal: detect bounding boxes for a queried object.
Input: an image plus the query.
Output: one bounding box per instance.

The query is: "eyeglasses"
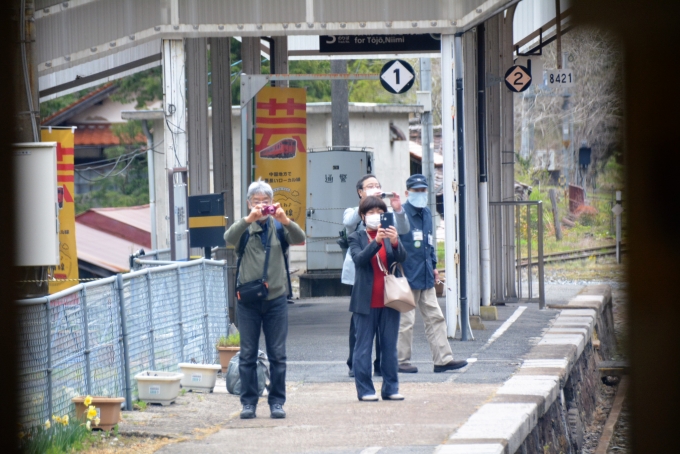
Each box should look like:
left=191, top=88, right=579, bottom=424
left=250, top=198, right=271, bottom=205
left=363, top=183, right=381, bottom=190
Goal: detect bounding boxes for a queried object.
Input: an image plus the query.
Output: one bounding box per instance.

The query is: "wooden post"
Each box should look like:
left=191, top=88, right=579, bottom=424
left=549, top=188, right=563, bottom=240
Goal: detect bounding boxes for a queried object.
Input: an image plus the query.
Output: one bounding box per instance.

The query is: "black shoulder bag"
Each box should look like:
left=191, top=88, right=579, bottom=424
left=235, top=229, right=271, bottom=304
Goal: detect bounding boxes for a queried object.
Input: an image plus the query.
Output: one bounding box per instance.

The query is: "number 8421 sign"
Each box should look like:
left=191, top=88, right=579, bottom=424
left=545, top=69, right=575, bottom=88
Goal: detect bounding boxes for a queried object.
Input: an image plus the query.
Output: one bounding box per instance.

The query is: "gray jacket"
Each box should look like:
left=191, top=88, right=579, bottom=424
left=224, top=217, right=305, bottom=300
left=340, top=206, right=410, bottom=285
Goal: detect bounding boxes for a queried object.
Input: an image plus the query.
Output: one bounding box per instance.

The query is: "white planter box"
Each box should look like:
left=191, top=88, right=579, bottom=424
left=178, top=363, right=221, bottom=393
left=135, top=371, right=184, bottom=406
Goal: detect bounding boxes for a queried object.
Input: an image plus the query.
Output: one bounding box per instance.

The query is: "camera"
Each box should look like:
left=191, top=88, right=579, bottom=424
left=380, top=192, right=394, bottom=199
left=261, top=205, right=277, bottom=215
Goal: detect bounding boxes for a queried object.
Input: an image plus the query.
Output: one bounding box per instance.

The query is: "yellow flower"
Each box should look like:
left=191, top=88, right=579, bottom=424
left=86, top=405, right=97, bottom=420
left=61, top=415, right=69, bottom=426
left=44, top=419, right=51, bottom=429
left=93, top=417, right=100, bottom=427
left=52, top=415, right=62, bottom=425
left=86, top=420, right=91, bottom=430
left=83, top=395, right=92, bottom=407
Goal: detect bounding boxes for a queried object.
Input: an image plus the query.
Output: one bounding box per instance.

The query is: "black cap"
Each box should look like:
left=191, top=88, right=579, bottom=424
left=406, top=174, right=428, bottom=189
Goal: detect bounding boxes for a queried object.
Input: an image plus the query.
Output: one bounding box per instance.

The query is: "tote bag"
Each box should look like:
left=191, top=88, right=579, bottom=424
left=375, top=246, right=415, bottom=312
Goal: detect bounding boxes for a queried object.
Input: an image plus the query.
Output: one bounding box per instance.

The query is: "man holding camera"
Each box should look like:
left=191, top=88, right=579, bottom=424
left=341, top=174, right=410, bottom=377
left=224, top=180, right=305, bottom=420
left=397, top=174, right=467, bottom=374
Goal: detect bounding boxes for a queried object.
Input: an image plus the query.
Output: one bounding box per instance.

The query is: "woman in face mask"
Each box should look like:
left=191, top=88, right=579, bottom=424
left=347, top=196, right=407, bottom=402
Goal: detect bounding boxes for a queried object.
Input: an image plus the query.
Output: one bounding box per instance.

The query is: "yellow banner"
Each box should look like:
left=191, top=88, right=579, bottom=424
left=42, top=128, right=79, bottom=293
left=254, top=87, right=307, bottom=231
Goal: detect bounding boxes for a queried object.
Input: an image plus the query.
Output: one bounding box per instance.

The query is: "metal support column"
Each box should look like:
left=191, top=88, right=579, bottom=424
left=176, top=267, right=185, bottom=361
left=455, top=34, right=470, bottom=341
left=162, top=39, right=188, bottom=170
left=477, top=23, right=492, bottom=308
left=420, top=58, right=437, bottom=238
left=45, top=297, right=53, bottom=419
left=441, top=35, right=460, bottom=338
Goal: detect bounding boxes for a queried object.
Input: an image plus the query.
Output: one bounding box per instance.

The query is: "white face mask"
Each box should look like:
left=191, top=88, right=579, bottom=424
left=364, top=187, right=382, bottom=197
left=365, top=213, right=381, bottom=229
left=407, top=191, right=428, bottom=208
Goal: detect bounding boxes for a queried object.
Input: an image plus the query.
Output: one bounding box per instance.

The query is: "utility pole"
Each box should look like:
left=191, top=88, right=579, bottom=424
left=16, top=0, right=47, bottom=298
left=330, top=60, right=350, bottom=147
left=419, top=58, right=437, bottom=242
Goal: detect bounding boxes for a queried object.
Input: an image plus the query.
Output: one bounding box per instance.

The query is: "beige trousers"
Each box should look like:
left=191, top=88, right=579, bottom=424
left=397, top=287, right=454, bottom=366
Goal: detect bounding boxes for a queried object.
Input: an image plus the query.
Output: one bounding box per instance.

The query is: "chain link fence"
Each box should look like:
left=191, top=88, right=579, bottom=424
left=16, top=259, right=229, bottom=427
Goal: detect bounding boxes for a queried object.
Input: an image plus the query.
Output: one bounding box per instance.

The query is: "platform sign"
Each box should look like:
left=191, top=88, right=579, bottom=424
left=504, top=64, right=532, bottom=92
left=380, top=60, right=416, bottom=94
left=188, top=194, right=226, bottom=248
left=254, top=87, right=307, bottom=231
left=41, top=128, right=79, bottom=293
left=319, top=34, right=441, bottom=54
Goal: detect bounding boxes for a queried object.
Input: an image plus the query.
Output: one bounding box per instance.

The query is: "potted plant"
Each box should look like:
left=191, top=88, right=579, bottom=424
left=178, top=362, right=221, bottom=393
left=72, top=395, right=126, bottom=431
left=217, top=333, right=240, bottom=373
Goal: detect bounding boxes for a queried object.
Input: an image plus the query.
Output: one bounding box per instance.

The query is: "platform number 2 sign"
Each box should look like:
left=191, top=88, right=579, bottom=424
left=504, top=64, right=532, bottom=93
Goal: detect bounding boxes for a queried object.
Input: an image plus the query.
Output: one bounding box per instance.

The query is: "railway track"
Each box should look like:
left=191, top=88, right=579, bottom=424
left=519, top=244, right=626, bottom=267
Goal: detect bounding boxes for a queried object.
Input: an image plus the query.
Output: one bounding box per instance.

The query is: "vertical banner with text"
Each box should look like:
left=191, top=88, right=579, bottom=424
left=42, top=128, right=79, bottom=293
left=254, top=87, right=307, bottom=231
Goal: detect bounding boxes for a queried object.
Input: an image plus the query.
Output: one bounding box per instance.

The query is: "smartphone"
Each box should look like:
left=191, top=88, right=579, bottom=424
left=380, top=192, right=395, bottom=199
left=380, top=212, right=394, bottom=229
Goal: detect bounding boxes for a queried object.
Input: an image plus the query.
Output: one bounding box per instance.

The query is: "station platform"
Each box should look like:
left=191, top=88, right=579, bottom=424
left=119, top=283, right=613, bottom=454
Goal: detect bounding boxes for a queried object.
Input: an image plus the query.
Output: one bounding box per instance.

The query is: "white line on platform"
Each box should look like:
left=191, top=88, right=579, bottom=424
left=485, top=306, right=527, bottom=347
left=360, top=447, right=383, bottom=454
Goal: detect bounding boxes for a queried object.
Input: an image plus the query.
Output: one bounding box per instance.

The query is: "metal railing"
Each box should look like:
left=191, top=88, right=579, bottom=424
left=489, top=201, right=545, bottom=308
left=16, top=258, right=229, bottom=426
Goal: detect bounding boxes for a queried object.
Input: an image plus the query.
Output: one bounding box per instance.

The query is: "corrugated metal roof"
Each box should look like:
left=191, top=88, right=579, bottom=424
left=89, top=205, right=151, bottom=233
left=76, top=222, right=146, bottom=272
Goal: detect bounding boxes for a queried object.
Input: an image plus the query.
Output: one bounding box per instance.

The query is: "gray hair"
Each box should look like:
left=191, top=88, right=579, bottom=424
left=247, top=179, right=274, bottom=201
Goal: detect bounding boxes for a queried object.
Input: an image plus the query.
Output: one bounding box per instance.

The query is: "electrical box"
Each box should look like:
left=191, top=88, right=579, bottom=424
left=13, top=142, right=59, bottom=266
left=306, top=149, right=372, bottom=271
left=416, top=91, right=432, bottom=112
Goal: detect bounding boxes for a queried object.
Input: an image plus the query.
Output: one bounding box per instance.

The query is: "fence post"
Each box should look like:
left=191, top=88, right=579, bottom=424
left=201, top=260, right=210, bottom=363
left=176, top=267, right=185, bottom=362
left=527, top=205, right=532, bottom=300
left=45, top=296, right=53, bottom=421
left=116, top=274, right=133, bottom=411
left=223, top=262, right=230, bottom=329
left=537, top=201, right=545, bottom=309
left=81, top=289, right=92, bottom=395
left=145, top=271, right=156, bottom=370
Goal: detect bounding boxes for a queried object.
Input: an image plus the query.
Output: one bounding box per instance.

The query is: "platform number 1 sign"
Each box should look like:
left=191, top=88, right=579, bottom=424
left=380, top=60, right=416, bottom=94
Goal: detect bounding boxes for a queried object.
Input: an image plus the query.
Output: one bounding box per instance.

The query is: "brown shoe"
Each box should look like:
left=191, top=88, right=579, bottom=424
left=398, top=363, right=418, bottom=373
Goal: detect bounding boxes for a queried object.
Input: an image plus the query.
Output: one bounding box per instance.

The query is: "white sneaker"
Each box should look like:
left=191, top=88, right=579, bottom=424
left=360, top=394, right=379, bottom=401
left=383, top=394, right=404, bottom=401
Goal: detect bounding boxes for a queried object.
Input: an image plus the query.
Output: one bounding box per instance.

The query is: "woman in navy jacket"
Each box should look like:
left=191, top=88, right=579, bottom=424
left=348, top=196, right=407, bottom=401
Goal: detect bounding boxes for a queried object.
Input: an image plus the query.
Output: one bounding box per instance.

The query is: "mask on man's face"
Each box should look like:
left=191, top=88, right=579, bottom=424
left=364, top=187, right=382, bottom=197
left=407, top=191, right=428, bottom=208
left=365, top=213, right=381, bottom=229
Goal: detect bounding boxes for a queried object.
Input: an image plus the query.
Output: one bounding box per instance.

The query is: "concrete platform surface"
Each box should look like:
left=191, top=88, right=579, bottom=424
left=120, top=284, right=587, bottom=454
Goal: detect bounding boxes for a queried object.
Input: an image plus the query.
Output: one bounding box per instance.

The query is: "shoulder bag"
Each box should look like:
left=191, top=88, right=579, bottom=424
left=374, top=235, right=415, bottom=312
left=235, top=228, right=272, bottom=304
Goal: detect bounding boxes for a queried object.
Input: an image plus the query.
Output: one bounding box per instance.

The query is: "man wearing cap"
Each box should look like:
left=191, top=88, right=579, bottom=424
left=397, top=174, right=467, bottom=374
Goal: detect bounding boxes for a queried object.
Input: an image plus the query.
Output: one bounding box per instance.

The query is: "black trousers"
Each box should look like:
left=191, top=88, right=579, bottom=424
left=346, top=284, right=381, bottom=372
